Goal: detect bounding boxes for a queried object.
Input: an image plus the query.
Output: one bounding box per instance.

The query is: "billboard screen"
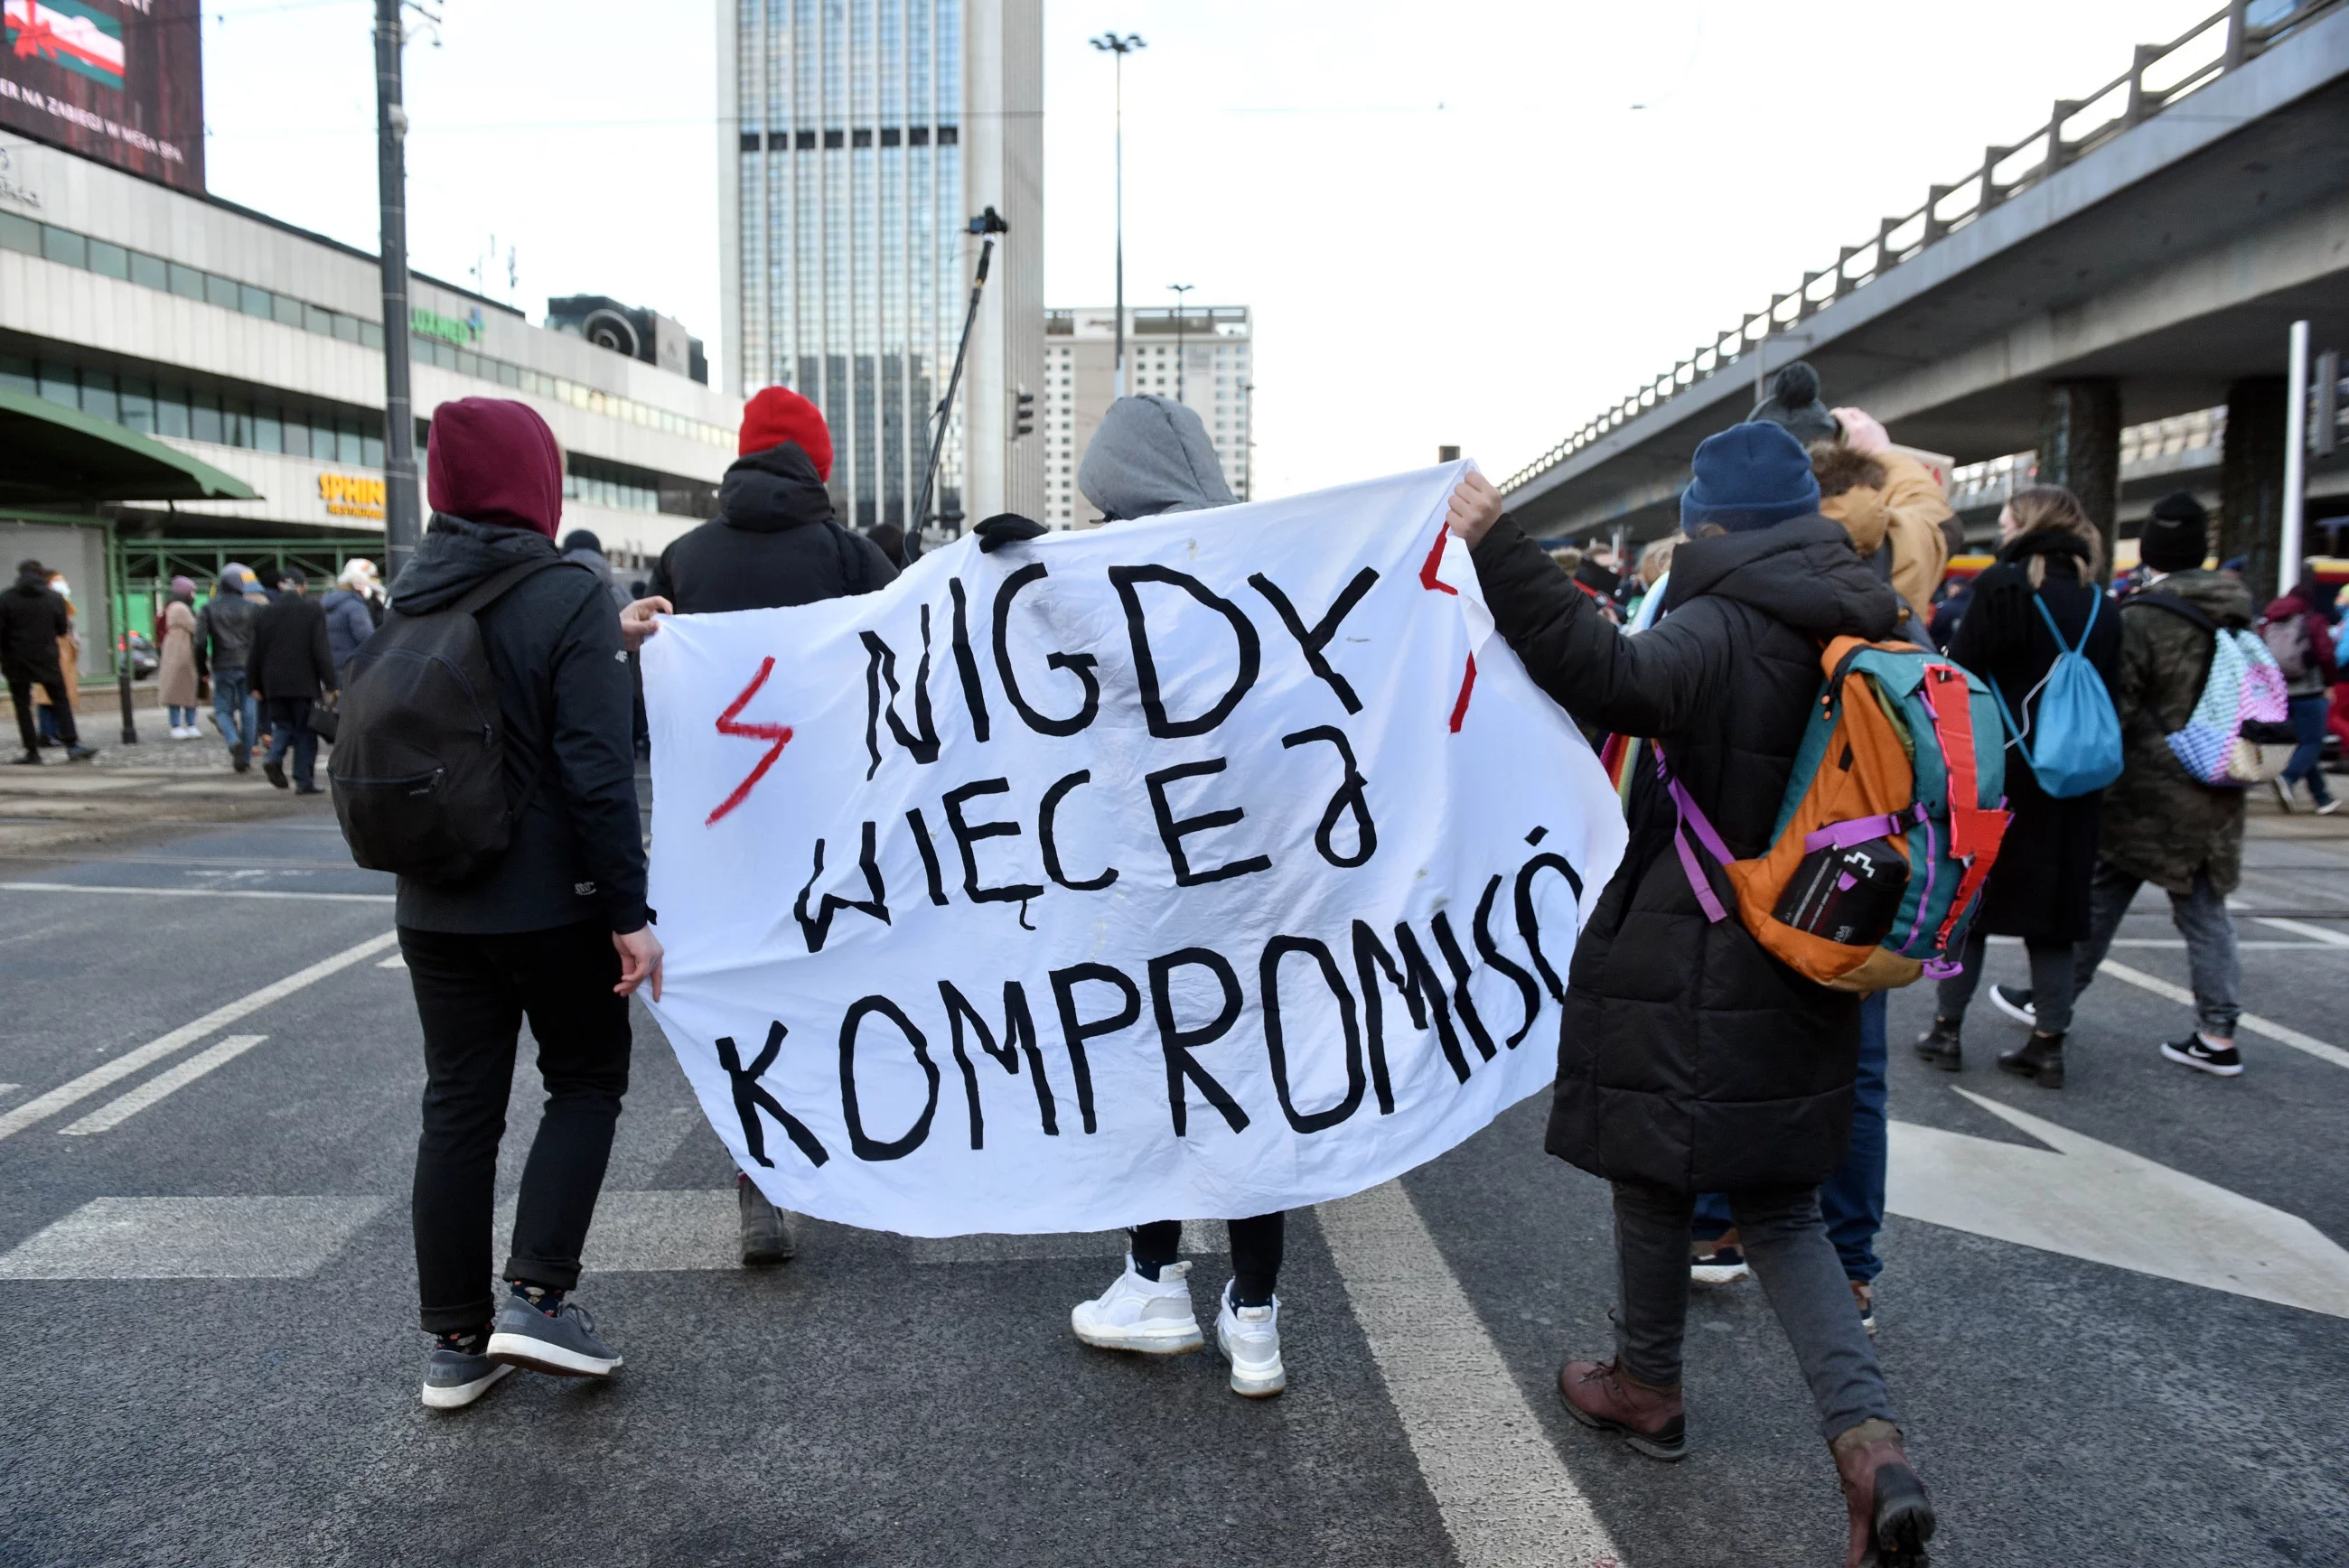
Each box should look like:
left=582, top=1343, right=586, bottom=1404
left=1, top=0, right=202, bottom=193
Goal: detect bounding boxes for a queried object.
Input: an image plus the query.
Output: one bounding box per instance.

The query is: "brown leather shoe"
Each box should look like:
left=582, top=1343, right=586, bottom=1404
left=1831, top=1419, right=1935, bottom=1566
left=1556, top=1358, right=1686, bottom=1461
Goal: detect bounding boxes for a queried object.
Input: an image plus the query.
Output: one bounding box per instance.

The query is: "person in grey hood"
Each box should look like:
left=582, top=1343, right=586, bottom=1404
left=195, top=567, right=261, bottom=771
left=1062, top=396, right=1291, bottom=1401
left=1077, top=394, right=1238, bottom=521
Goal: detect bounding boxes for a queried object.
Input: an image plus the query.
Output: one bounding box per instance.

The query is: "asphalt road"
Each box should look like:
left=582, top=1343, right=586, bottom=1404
left=2, top=798, right=2346, bottom=1568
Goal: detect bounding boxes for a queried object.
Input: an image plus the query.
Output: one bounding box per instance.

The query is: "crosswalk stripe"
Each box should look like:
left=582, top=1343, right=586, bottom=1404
left=0, top=1196, right=388, bottom=1280
left=1316, top=1181, right=1621, bottom=1568
left=0, top=882, right=393, bottom=904
left=58, top=1036, right=269, bottom=1136
left=2098, top=959, right=2349, bottom=1069
left=0, top=930, right=399, bottom=1143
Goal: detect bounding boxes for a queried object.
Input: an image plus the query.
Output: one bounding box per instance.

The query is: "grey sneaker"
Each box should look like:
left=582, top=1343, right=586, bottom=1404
left=738, top=1173, right=797, bottom=1265
left=421, top=1344, right=514, bottom=1409
left=487, top=1293, right=622, bottom=1377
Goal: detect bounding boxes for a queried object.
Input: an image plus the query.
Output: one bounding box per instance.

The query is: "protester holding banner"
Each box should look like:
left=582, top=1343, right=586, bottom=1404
left=1446, top=425, right=1937, bottom=1567
left=1062, top=393, right=1290, bottom=1398
left=625, top=386, right=896, bottom=1269
left=379, top=397, right=661, bottom=1410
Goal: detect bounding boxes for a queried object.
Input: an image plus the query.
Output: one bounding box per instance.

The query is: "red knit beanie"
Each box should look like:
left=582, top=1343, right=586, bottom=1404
left=738, top=386, right=833, bottom=480
left=426, top=397, right=563, bottom=538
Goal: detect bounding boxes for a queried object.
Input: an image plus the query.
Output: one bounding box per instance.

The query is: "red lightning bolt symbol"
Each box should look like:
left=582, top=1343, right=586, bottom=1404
left=706, top=656, right=794, bottom=826
left=1421, top=526, right=1477, bottom=733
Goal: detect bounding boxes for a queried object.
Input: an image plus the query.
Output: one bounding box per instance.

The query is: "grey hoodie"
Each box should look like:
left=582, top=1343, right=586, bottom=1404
left=1078, top=396, right=1236, bottom=521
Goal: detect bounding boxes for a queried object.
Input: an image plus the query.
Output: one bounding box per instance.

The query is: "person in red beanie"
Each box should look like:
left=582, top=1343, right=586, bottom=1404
left=365, top=396, right=661, bottom=1409
left=620, top=383, right=894, bottom=1269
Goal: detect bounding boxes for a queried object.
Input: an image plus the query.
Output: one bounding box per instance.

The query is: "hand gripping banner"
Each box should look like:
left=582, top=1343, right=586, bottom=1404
left=641, top=462, right=1626, bottom=1236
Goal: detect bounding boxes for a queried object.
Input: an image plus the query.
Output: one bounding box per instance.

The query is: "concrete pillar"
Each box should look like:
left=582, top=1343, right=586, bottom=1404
left=2222, top=376, right=2286, bottom=591
left=2037, top=378, right=2121, bottom=578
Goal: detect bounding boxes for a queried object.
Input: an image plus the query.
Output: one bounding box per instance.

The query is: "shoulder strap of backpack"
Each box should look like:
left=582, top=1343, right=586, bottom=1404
left=447, top=555, right=576, bottom=618
left=2123, top=591, right=2216, bottom=634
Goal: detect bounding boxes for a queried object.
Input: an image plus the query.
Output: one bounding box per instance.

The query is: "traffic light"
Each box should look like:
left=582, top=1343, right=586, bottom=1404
left=1015, top=387, right=1036, bottom=439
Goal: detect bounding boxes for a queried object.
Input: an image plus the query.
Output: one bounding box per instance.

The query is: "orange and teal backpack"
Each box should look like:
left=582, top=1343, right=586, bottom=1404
left=1661, top=637, right=2012, bottom=994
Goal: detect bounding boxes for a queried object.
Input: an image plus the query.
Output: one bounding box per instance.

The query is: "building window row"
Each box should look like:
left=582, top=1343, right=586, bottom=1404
left=4, top=347, right=388, bottom=468
left=737, top=125, right=959, bottom=150
left=1, top=210, right=734, bottom=449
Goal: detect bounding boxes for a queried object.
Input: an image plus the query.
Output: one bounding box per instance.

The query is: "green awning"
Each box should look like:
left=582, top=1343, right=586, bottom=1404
left=0, top=387, right=263, bottom=506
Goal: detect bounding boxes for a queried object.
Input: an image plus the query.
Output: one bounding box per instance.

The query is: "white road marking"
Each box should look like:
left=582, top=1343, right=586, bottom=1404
left=0, top=882, right=391, bottom=904
left=1317, top=1181, right=1621, bottom=1568
left=376, top=953, right=407, bottom=968
left=1889, top=1089, right=2349, bottom=1319
left=58, top=1036, right=269, bottom=1136
left=0, top=929, right=399, bottom=1142
left=0, top=1084, right=17, bottom=1102
left=0, top=1196, right=387, bottom=1280
left=496, top=1190, right=742, bottom=1273
left=2096, top=958, right=2349, bottom=1069
left=2227, top=894, right=2349, bottom=948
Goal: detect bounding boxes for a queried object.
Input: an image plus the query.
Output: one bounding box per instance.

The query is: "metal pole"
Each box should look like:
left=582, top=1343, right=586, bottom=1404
left=2282, top=318, right=2311, bottom=597
left=1169, top=283, right=1193, bottom=403
left=913, top=237, right=997, bottom=549
left=1113, top=50, right=1126, bottom=399
left=375, top=0, right=422, bottom=584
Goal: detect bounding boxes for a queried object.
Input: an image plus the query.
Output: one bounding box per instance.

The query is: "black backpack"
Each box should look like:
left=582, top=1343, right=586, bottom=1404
left=330, top=556, right=576, bottom=883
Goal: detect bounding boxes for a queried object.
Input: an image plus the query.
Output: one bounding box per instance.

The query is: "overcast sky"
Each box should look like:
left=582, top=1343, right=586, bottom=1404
left=202, top=0, right=2222, bottom=498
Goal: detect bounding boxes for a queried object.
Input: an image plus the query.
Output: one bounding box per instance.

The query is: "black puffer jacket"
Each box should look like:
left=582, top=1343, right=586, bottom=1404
left=648, top=441, right=898, bottom=613
left=1474, top=513, right=1903, bottom=1193
left=0, top=568, right=70, bottom=681
left=387, top=515, right=649, bottom=937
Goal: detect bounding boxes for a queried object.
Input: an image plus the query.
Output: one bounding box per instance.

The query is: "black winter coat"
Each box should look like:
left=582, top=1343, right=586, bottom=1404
left=649, top=441, right=899, bottom=613
left=1473, top=514, right=1903, bottom=1194
left=1945, top=533, right=2120, bottom=942
left=388, top=515, right=650, bottom=937
left=248, top=594, right=336, bottom=703
left=0, top=572, right=70, bottom=681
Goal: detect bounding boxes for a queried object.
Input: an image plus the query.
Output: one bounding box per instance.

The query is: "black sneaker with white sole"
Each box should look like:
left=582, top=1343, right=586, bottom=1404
left=2160, top=1035, right=2244, bottom=1078
left=487, top=1293, right=622, bottom=1377
left=1989, top=985, right=2036, bottom=1028
left=421, top=1344, right=514, bottom=1409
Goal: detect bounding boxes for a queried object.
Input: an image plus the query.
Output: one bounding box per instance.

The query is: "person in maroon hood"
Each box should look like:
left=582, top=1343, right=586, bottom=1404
left=2262, top=573, right=2341, bottom=814
left=382, top=397, right=660, bottom=1410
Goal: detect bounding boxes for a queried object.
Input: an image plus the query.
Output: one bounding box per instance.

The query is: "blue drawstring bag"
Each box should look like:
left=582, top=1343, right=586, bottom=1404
left=1991, top=593, right=2123, bottom=798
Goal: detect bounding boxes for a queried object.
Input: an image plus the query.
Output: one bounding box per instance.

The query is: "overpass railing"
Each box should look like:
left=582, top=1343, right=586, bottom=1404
left=1501, top=0, right=2346, bottom=495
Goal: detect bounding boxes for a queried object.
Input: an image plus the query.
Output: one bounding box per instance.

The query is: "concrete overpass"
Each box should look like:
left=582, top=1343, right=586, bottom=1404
left=1502, top=0, right=2349, bottom=586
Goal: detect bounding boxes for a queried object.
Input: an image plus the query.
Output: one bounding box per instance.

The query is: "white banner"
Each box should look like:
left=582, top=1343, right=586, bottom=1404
left=641, top=463, right=1625, bottom=1237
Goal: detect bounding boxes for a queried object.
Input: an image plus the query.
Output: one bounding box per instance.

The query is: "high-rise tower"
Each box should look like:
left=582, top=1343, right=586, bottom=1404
left=718, top=0, right=1043, bottom=539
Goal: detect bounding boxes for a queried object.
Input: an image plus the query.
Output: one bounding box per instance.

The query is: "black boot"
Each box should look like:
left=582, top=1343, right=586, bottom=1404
left=1997, top=1031, right=2065, bottom=1088
left=1914, top=1017, right=1963, bottom=1071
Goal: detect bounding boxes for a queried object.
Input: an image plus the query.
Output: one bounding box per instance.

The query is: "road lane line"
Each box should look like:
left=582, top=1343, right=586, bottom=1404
left=0, top=882, right=391, bottom=904
left=0, top=930, right=399, bottom=1143
left=2097, top=960, right=2349, bottom=1069
left=1317, top=1181, right=1621, bottom=1568
left=58, top=1036, right=269, bottom=1136
left=0, top=1196, right=387, bottom=1279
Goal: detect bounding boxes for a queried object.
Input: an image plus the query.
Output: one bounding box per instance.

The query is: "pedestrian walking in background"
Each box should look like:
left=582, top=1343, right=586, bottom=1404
left=323, top=564, right=379, bottom=678
left=369, top=397, right=659, bottom=1410
left=3, top=559, right=95, bottom=764
left=621, top=385, right=894, bottom=1271
left=157, top=576, right=201, bottom=737
left=31, top=571, right=80, bottom=747
left=1050, top=394, right=1294, bottom=1398
left=866, top=521, right=906, bottom=569
left=1915, top=486, right=2120, bottom=1089
left=1449, top=425, right=1936, bottom=1568
left=2065, top=495, right=2252, bottom=1078
left=247, top=566, right=335, bottom=795
left=2261, top=572, right=2339, bottom=815
left=560, top=530, right=635, bottom=613
left=195, top=567, right=260, bottom=773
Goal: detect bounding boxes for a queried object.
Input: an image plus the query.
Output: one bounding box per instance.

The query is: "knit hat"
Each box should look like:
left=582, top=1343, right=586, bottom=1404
left=2139, top=491, right=2209, bottom=574
left=426, top=397, right=564, bottom=538
left=561, top=529, right=603, bottom=555
left=169, top=575, right=195, bottom=600
left=739, top=386, right=834, bottom=480
left=1748, top=362, right=1841, bottom=449
left=1680, top=423, right=1823, bottom=536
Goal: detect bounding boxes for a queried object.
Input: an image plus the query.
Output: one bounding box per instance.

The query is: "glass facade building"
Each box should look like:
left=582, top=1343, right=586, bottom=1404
left=729, top=0, right=972, bottom=532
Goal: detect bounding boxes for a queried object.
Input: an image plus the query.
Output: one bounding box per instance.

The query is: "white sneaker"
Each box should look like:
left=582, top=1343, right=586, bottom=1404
left=1071, top=1255, right=1203, bottom=1355
left=1215, top=1283, right=1287, bottom=1397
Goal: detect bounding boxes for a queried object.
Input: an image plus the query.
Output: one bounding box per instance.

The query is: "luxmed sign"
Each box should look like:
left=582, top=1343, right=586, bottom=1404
left=411, top=305, right=483, bottom=348
left=0, top=0, right=202, bottom=194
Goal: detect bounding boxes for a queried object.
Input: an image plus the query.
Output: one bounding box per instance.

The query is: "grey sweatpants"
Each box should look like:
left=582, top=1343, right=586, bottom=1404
left=1612, top=1180, right=1895, bottom=1443
left=2071, top=863, right=2241, bottom=1039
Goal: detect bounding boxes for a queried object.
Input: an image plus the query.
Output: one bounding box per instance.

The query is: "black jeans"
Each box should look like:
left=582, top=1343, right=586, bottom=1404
left=1936, top=929, right=2080, bottom=1035
left=264, top=696, right=316, bottom=788
left=9, top=669, right=78, bottom=751
left=404, top=920, right=632, bottom=1336
left=1132, top=1213, right=1286, bottom=1307
left=1613, top=1181, right=1895, bottom=1443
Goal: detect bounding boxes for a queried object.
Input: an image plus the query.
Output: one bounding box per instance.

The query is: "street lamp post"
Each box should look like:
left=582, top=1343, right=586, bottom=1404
left=375, top=0, right=435, bottom=585
left=1167, top=283, right=1193, bottom=402
left=1090, top=32, right=1145, bottom=400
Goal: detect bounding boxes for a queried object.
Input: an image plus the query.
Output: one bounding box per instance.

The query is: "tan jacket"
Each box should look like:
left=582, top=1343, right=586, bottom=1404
left=1819, top=449, right=1952, bottom=627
